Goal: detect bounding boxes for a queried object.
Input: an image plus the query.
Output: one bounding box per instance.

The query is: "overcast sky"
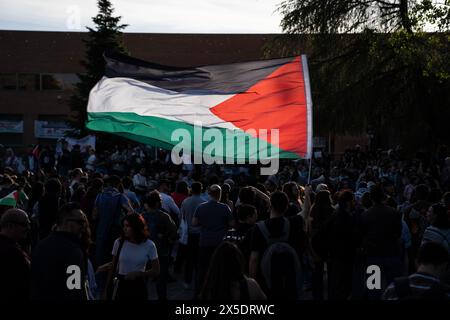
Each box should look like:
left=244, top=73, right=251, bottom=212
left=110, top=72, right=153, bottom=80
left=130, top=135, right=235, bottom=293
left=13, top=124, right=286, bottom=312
left=0, top=0, right=285, bottom=33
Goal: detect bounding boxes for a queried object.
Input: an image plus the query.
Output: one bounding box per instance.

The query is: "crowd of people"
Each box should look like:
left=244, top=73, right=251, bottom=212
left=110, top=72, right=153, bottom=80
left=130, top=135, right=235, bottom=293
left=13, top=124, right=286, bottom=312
left=0, top=141, right=449, bottom=300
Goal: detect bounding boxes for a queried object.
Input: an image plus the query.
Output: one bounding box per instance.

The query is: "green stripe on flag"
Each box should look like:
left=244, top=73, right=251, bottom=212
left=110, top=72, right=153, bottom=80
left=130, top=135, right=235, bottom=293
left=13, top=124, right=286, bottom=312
left=87, top=112, right=300, bottom=160
left=0, top=192, right=17, bottom=207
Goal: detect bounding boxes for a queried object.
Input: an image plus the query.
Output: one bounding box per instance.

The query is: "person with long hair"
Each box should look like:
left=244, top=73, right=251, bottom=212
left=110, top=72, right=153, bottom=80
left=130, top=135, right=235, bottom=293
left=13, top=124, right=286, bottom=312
left=104, top=213, right=160, bottom=300
left=200, top=241, right=266, bottom=300
left=283, top=182, right=302, bottom=217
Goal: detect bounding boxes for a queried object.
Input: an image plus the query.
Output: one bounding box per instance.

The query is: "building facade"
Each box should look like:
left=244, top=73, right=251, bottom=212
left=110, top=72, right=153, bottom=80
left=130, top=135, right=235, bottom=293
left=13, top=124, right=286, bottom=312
left=0, top=30, right=367, bottom=152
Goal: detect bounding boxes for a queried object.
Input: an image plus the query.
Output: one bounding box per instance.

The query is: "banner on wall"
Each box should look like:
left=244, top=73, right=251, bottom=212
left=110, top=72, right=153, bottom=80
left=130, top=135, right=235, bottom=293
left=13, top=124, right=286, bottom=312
left=34, top=120, right=71, bottom=139
left=0, top=120, right=23, bottom=133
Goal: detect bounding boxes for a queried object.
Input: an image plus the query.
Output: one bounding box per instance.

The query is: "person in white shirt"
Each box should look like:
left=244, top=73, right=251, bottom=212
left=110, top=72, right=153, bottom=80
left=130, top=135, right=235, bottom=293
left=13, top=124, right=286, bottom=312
left=133, top=168, right=149, bottom=194
left=69, top=168, right=83, bottom=197
left=101, top=213, right=160, bottom=300
left=85, top=149, right=97, bottom=172
left=158, top=180, right=180, bottom=222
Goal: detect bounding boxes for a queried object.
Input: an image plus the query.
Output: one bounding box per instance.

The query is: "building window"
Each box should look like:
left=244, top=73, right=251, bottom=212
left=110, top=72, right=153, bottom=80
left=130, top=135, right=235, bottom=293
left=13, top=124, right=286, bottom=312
left=0, top=73, right=17, bottom=90
left=41, top=74, right=60, bottom=90
left=18, top=73, right=40, bottom=91
left=41, top=73, right=79, bottom=90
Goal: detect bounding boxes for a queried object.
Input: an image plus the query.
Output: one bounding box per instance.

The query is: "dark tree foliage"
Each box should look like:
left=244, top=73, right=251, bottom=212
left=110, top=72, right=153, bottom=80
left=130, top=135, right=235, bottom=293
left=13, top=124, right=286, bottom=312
left=67, top=0, right=128, bottom=137
left=267, top=0, right=450, bottom=151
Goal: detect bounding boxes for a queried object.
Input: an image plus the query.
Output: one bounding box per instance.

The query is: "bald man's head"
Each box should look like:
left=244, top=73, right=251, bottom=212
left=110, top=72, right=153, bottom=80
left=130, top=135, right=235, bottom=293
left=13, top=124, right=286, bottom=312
left=208, top=184, right=222, bottom=201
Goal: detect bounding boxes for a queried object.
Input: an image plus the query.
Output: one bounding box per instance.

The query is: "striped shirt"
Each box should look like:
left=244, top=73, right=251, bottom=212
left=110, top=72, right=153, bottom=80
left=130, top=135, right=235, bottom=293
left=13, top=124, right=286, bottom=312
left=383, top=272, right=450, bottom=300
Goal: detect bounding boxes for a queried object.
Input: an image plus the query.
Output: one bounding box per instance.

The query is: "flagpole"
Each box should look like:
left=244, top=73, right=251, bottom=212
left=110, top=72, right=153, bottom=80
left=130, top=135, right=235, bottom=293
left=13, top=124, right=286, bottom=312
left=307, top=156, right=313, bottom=185
left=302, top=54, right=313, bottom=185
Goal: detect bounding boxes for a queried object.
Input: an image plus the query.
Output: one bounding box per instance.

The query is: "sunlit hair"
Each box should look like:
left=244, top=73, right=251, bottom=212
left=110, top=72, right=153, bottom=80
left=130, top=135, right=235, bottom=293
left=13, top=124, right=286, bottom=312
left=122, top=213, right=149, bottom=243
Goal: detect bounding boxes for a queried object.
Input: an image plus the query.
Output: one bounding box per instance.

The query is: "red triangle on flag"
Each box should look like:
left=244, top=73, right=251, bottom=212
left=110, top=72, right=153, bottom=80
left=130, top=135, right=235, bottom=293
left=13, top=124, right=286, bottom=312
left=210, top=56, right=308, bottom=157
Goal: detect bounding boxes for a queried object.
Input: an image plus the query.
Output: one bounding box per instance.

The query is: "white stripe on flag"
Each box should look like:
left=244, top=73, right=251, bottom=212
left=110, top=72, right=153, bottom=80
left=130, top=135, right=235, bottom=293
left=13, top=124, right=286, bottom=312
left=88, top=77, right=238, bottom=130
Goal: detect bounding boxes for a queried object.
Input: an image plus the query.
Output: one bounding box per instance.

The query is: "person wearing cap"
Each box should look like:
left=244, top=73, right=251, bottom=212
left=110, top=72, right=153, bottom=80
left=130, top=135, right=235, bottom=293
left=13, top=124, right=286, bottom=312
left=158, top=180, right=180, bottom=225
left=31, top=203, right=89, bottom=300
left=0, top=208, right=31, bottom=299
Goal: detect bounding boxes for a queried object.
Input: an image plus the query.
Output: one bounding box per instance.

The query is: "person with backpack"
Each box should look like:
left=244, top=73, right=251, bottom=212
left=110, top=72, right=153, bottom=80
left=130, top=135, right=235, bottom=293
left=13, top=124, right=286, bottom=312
left=122, top=177, right=140, bottom=211
left=142, top=191, right=178, bottom=300
left=223, top=204, right=258, bottom=267
left=422, top=203, right=450, bottom=253
left=238, top=186, right=270, bottom=222
left=92, top=175, right=133, bottom=293
left=158, top=179, right=180, bottom=226
left=200, top=241, right=266, bottom=300
left=249, top=191, right=306, bottom=300
left=103, top=213, right=160, bottom=300
left=383, top=242, right=450, bottom=300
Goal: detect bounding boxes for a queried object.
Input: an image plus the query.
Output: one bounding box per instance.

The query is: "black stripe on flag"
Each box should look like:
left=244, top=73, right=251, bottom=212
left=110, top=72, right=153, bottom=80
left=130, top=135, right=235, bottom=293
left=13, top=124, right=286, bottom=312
left=104, top=51, right=297, bottom=94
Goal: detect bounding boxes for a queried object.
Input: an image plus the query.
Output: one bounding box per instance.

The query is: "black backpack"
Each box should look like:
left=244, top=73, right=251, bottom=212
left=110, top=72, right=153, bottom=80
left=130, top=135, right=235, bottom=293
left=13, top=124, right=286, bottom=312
left=394, top=277, right=449, bottom=300
left=257, top=218, right=303, bottom=300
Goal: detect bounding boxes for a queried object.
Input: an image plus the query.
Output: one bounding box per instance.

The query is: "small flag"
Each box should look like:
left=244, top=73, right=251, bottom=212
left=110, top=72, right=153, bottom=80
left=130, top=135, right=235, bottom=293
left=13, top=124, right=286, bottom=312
left=0, top=190, right=28, bottom=207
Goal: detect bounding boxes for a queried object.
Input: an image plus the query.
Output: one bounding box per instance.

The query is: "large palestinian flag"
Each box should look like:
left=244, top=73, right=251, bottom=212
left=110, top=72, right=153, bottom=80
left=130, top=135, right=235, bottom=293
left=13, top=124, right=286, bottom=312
left=86, top=52, right=312, bottom=160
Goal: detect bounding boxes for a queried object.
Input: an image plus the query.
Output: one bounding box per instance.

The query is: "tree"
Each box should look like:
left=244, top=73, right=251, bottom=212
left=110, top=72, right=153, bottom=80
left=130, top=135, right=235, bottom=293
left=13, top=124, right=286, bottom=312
left=270, top=0, right=450, bottom=151
left=67, top=0, right=128, bottom=136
